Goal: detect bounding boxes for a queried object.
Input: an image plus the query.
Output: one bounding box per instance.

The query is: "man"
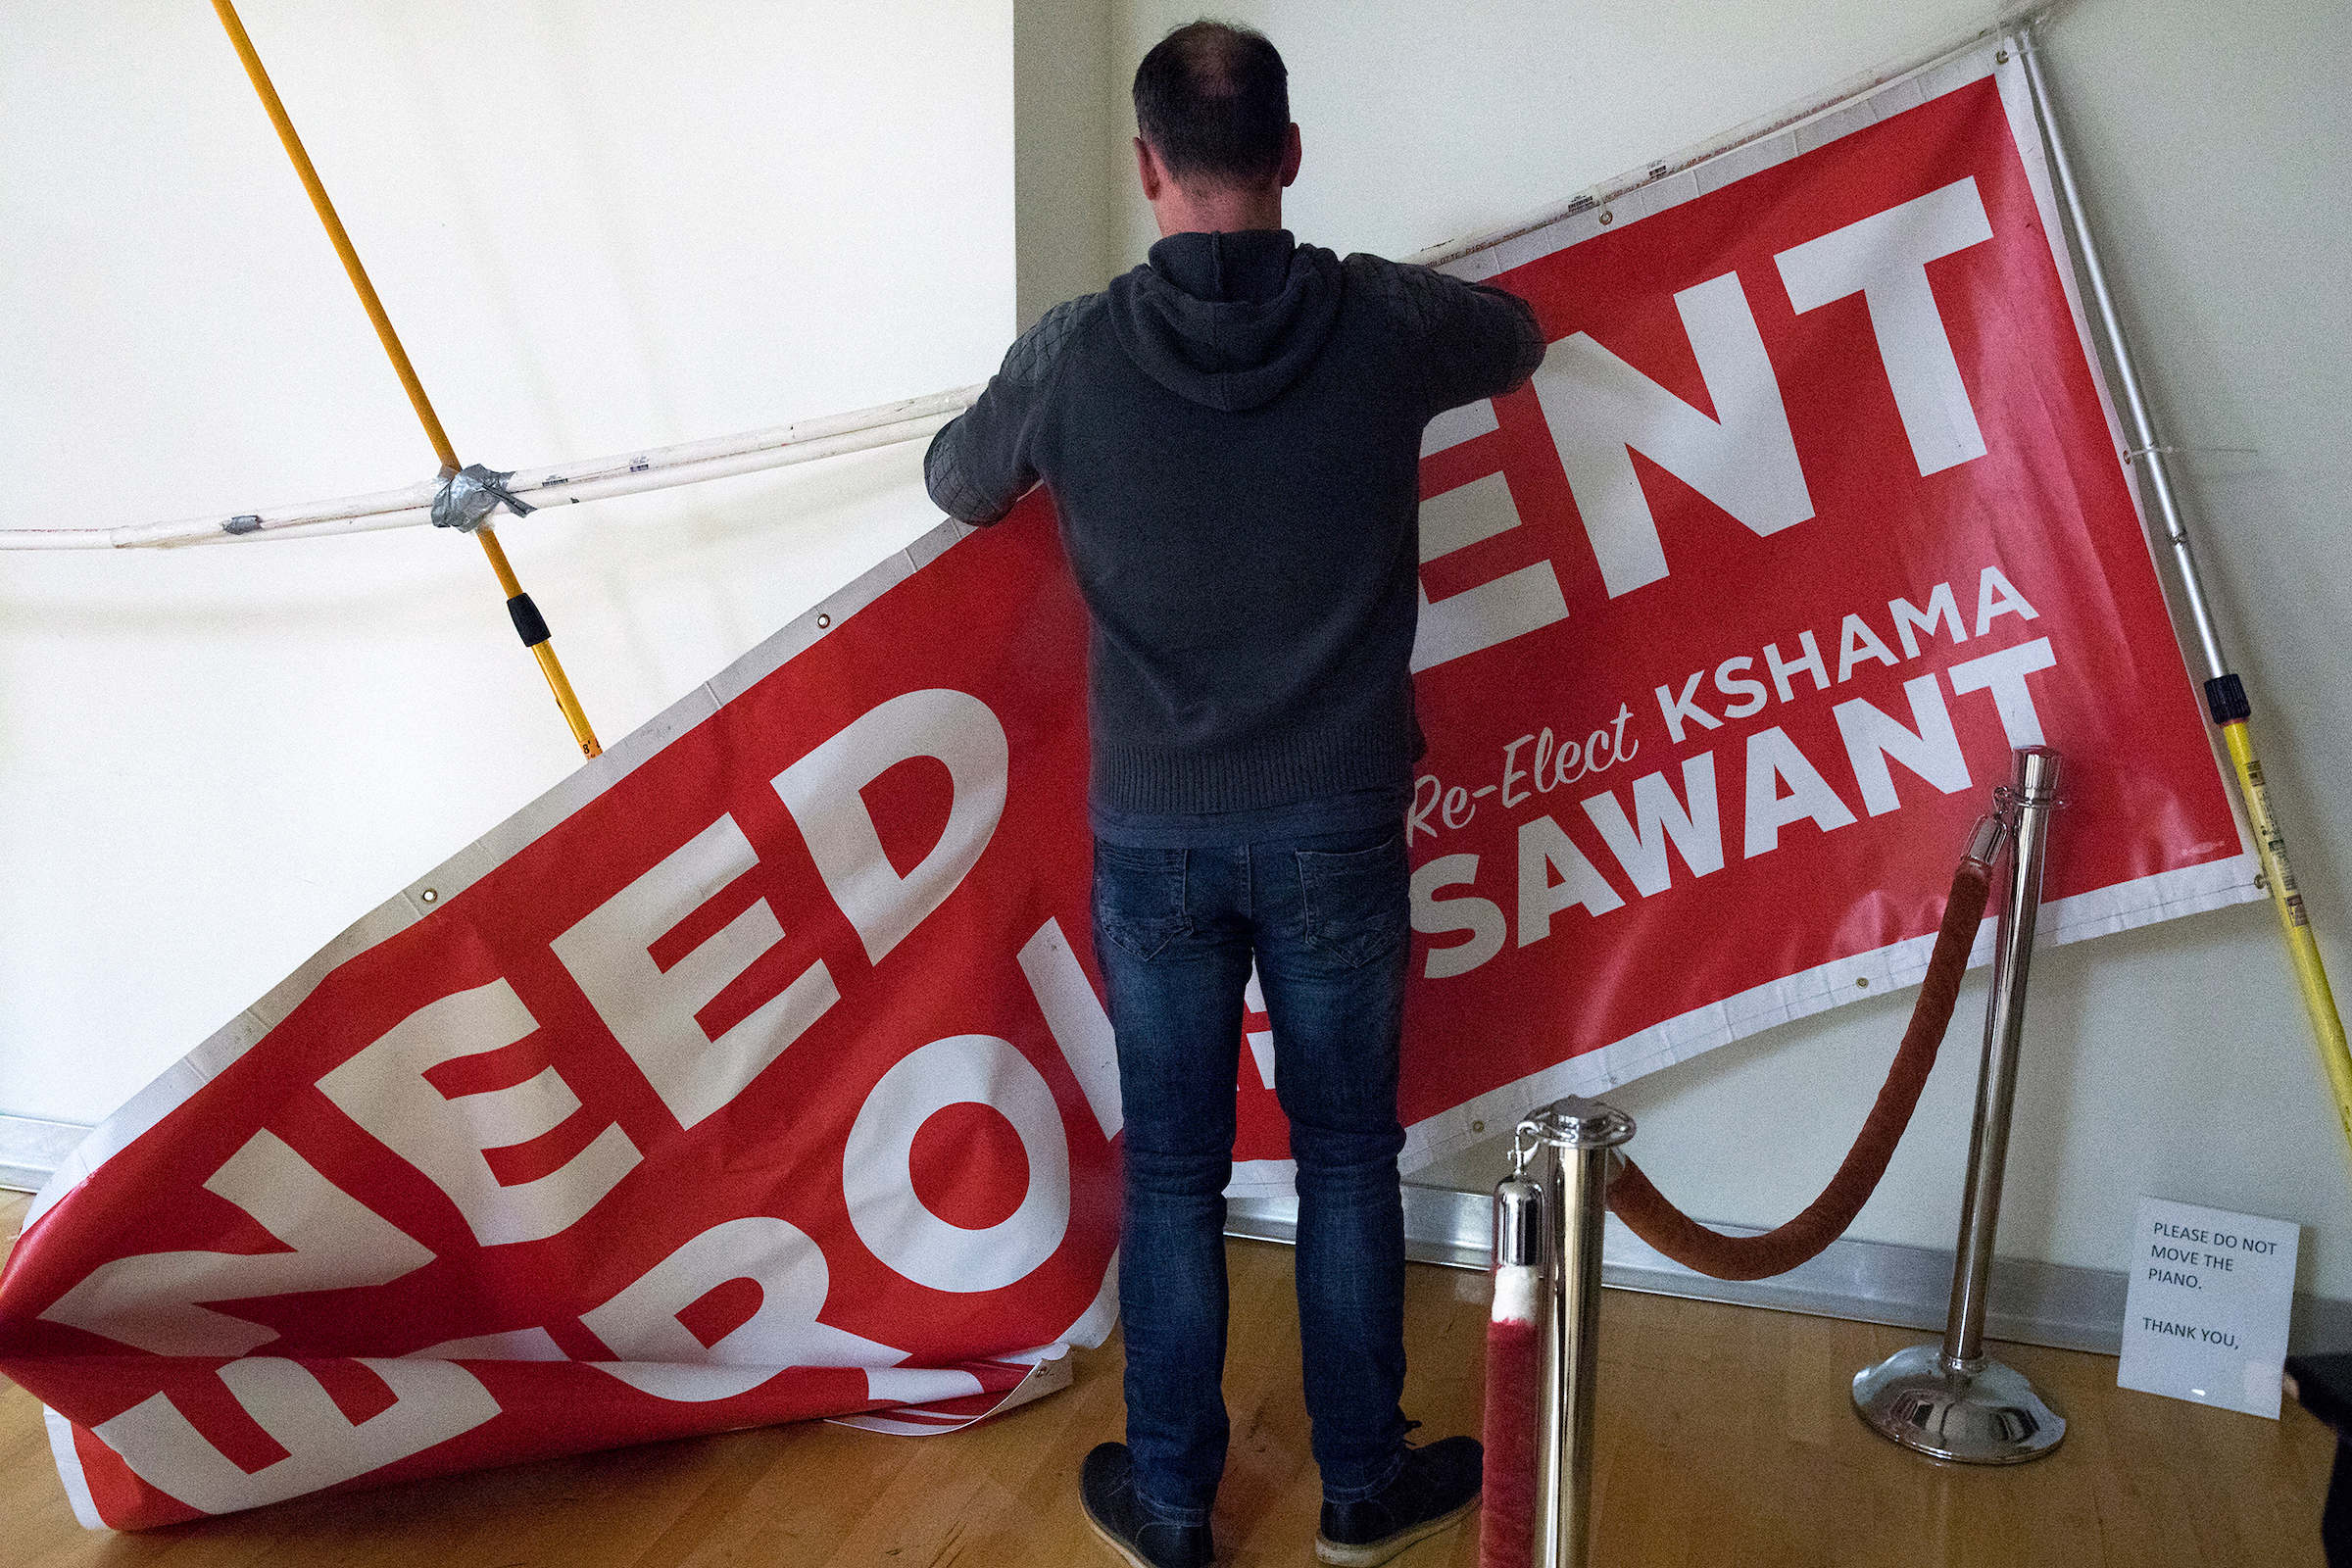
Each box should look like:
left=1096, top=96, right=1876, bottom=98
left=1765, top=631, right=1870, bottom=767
left=925, top=21, right=1544, bottom=1568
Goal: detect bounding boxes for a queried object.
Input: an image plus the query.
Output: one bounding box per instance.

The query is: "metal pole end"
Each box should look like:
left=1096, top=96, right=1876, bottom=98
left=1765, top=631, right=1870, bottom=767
left=1494, top=1172, right=1544, bottom=1269
left=2012, top=746, right=2063, bottom=806
left=1524, top=1096, right=1636, bottom=1151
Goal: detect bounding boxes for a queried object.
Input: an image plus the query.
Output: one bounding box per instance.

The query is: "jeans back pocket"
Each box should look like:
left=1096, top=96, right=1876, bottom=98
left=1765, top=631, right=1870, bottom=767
left=1092, top=842, right=1190, bottom=959
left=1294, top=833, right=1407, bottom=970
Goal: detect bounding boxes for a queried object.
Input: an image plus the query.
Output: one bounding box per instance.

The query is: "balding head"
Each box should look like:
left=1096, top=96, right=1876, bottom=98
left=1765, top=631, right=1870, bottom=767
left=1132, top=21, right=1291, bottom=191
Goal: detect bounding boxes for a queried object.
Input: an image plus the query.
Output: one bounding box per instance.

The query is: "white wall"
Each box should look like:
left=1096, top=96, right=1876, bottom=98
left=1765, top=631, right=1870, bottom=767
left=1086, top=0, right=2352, bottom=1299
left=0, top=2, right=1014, bottom=1126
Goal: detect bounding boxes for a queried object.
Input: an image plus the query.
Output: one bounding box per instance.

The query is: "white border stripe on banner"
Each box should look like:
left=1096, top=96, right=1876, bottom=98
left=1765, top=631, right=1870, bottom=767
left=43, top=1405, right=102, bottom=1531
left=1396, top=854, right=2260, bottom=1172
left=1438, top=48, right=2003, bottom=285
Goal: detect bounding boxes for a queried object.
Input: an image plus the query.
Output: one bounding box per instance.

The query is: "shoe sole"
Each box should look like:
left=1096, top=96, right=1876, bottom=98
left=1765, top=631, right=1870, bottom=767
left=1311, top=1492, right=1481, bottom=1567
left=1084, top=1500, right=1197, bottom=1568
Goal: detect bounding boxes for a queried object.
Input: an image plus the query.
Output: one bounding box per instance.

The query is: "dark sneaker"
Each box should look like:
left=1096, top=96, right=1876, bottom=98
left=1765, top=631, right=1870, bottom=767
left=1080, top=1442, right=1214, bottom=1568
left=1314, top=1435, right=1483, bottom=1566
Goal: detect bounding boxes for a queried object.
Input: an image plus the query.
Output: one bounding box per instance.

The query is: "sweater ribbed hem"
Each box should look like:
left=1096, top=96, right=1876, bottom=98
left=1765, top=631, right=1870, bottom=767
left=1090, top=783, right=1408, bottom=849
left=1089, top=710, right=1415, bottom=818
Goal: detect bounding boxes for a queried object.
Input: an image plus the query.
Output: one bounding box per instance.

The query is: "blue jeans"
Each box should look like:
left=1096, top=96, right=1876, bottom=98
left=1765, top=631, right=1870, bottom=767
left=1092, top=823, right=1412, bottom=1526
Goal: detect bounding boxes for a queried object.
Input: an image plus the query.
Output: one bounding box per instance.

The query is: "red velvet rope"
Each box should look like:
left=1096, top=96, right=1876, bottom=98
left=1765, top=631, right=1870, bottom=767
left=1603, top=858, right=1993, bottom=1282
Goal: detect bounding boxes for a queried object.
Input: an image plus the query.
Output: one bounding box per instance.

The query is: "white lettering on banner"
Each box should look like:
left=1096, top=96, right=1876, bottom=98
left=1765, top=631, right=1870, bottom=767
left=1976, top=565, right=2039, bottom=634
left=1947, top=636, right=2057, bottom=747
left=1521, top=709, right=1638, bottom=800
left=1517, top=815, right=1627, bottom=946
left=1776, top=177, right=1997, bottom=476
left=773, top=687, right=1008, bottom=966
left=1834, top=673, right=1973, bottom=816
left=1017, top=917, right=1121, bottom=1140
left=410, top=1327, right=566, bottom=1360
left=842, top=1035, right=1072, bottom=1294
left=1411, top=854, right=1506, bottom=980
left=40, top=1131, right=433, bottom=1357
left=1411, top=636, right=2072, bottom=963
left=1413, top=704, right=1639, bottom=842
left=1838, top=614, right=1902, bottom=682
left=1893, top=582, right=1970, bottom=658
left=1581, top=755, right=1725, bottom=897
left=552, top=814, right=839, bottom=1131
left=1418, top=470, right=1523, bottom=560
left=1655, top=670, right=1726, bottom=745
left=1412, top=564, right=2057, bottom=956
left=582, top=1216, right=905, bottom=1402
left=1423, top=190, right=2005, bottom=632
left=1765, top=630, right=1831, bottom=704
left=94, top=1357, right=498, bottom=1516
left=1411, top=471, right=1570, bottom=672
left=1743, top=727, right=1859, bottom=858
left=1420, top=398, right=1498, bottom=456
left=1533, top=270, right=1815, bottom=599
left=1715, top=657, right=1770, bottom=719
left=318, top=980, right=642, bottom=1247
left=1654, top=568, right=2017, bottom=742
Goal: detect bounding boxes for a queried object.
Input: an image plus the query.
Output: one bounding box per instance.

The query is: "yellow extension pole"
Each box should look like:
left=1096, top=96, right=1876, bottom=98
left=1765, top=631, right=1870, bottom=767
left=2019, top=28, right=2352, bottom=1171
left=211, top=0, right=602, bottom=759
left=2221, top=720, right=2352, bottom=1152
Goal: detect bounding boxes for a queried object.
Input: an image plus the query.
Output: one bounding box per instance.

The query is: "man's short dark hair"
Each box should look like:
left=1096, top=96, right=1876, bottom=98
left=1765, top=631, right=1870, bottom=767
left=1132, top=21, right=1290, bottom=188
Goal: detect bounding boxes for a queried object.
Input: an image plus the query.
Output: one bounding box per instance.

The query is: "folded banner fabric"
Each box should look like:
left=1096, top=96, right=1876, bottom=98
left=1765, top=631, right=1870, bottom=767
left=0, top=36, right=2252, bottom=1530
left=1, top=508, right=1113, bottom=1529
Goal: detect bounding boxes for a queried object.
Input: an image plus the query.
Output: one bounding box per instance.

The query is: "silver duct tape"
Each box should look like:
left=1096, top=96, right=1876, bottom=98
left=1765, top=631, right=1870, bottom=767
left=430, top=464, right=536, bottom=533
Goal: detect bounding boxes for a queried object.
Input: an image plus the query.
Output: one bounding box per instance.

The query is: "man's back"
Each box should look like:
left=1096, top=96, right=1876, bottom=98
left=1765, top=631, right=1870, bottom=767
left=925, top=226, right=1542, bottom=824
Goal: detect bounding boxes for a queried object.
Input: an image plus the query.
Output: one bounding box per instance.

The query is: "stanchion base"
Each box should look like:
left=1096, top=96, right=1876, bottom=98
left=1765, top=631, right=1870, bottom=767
left=1852, top=1343, right=2065, bottom=1463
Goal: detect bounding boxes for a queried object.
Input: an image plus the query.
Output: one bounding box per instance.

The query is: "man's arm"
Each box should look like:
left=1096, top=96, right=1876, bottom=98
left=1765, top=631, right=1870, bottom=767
left=1464, top=278, right=1547, bottom=398
left=923, top=387, right=1034, bottom=526
left=923, top=295, right=1097, bottom=524
left=1353, top=256, right=1546, bottom=416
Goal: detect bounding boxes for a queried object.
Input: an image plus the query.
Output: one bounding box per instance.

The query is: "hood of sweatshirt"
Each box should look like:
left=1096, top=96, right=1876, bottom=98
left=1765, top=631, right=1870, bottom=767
left=1104, top=228, right=1343, bottom=413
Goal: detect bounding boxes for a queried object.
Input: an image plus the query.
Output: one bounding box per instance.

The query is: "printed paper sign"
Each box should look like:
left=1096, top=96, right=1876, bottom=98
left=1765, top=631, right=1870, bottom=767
left=2119, top=1197, right=2299, bottom=1418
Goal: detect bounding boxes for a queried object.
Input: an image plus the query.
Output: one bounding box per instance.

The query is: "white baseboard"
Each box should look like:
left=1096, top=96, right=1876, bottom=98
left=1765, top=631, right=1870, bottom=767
left=1, top=1114, right=91, bottom=1195
left=1229, top=1184, right=2352, bottom=1358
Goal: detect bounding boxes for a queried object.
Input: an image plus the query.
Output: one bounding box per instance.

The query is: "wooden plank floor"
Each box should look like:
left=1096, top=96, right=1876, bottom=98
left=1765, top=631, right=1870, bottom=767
left=1, top=1188, right=2335, bottom=1566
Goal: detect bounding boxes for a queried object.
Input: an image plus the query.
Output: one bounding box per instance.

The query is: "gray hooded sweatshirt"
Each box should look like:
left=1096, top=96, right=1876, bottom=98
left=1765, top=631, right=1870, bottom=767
left=925, top=228, right=1544, bottom=843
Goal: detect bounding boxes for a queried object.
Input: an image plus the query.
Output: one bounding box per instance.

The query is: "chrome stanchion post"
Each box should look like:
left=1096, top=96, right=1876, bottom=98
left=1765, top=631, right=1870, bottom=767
left=1853, top=746, right=2067, bottom=1463
left=1945, top=747, right=2064, bottom=1374
left=1525, top=1096, right=1634, bottom=1567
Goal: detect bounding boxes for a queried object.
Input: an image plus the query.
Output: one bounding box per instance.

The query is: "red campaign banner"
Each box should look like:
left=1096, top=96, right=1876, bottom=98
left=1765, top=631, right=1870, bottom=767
left=1321, top=46, right=2254, bottom=1176
left=0, top=505, right=1115, bottom=1529
left=0, top=39, right=2254, bottom=1531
